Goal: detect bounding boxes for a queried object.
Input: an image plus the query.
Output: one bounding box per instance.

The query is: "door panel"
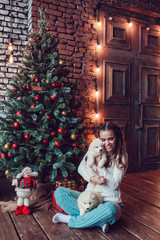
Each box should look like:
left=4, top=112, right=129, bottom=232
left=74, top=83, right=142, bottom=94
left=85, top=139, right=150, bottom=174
left=141, top=67, right=160, bottom=103
left=104, top=62, right=130, bottom=104
left=98, top=10, right=160, bottom=172
left=141, top=27, right=160, bottom=54
left=105, top=20, right=131, bottom=50
left=140, top=123, right=160, bottom=165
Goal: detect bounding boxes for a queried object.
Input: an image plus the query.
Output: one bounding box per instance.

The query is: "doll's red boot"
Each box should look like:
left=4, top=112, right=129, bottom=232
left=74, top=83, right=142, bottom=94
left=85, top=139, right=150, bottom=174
left=22, top=205, right=31, bottom=215
left=15, top=205, right=23, bottom=215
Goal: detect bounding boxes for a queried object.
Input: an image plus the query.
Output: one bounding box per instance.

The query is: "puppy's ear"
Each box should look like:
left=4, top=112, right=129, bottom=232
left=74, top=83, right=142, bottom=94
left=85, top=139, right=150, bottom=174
left=91, top=193, right=96, bottom=199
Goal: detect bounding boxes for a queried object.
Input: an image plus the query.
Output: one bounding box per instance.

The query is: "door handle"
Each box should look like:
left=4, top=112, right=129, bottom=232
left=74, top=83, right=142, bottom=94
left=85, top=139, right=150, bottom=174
left=136, top=102, right=143, bottom=130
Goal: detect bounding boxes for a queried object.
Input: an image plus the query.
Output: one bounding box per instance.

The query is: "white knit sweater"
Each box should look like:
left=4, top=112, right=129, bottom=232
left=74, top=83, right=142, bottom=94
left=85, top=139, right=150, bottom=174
left=78, top=153, right=128, bottom=203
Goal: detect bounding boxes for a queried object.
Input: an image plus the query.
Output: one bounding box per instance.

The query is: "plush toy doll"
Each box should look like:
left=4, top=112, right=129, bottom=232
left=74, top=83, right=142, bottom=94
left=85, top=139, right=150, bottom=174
left=12, top=166, right=38, bottom=215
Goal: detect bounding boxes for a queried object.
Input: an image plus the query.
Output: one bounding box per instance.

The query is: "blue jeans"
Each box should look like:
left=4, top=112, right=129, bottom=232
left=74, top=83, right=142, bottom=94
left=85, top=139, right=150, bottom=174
left=54, top=187, right=122, bottom=228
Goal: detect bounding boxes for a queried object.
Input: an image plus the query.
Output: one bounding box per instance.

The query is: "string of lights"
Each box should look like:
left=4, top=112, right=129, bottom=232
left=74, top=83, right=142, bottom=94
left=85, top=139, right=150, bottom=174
left=8, top=0, right=14, bottom=64
left=94, top=10, right=136, bottom=120
left=95, top=9, right=101, bottom=120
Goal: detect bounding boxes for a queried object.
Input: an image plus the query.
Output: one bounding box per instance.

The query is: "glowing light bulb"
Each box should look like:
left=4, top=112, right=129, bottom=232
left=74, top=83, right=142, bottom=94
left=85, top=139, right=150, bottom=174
left=109, top=16, right=113, bottom=21
left=8, top=42, right=14, bottom=52
left=146, top=26, right=150, bottom=31
left=9, top=54, right=14, bottom=64
left=96, top=67, right=100, bottom=72
left=97, top=44, right=101, bottom=49
left=129, top=22, right=133, bottom=27
left=95, top=91, right=99, bottom=96
left=98, top=22, right=101, bottom=27
left=59, top=59, right=63, bottom=65
left=96, top=113, right=99, bottom=118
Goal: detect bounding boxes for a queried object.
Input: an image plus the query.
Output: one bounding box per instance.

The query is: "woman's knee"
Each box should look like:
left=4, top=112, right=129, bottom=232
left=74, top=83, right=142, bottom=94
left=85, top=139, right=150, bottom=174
left=102, top=202, right=121, bottom=225
left=107, top=202, right=122, bottom=223
left=54, top=187, right=67, bottom=200
left=100, top=202, right=119, bottom=218
left=107, top=202, right=117, bottom=216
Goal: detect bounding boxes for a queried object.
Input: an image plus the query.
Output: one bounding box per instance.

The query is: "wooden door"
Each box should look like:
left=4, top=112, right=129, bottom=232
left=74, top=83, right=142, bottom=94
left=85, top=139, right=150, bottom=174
left=98, top=7, right=160, bottom=172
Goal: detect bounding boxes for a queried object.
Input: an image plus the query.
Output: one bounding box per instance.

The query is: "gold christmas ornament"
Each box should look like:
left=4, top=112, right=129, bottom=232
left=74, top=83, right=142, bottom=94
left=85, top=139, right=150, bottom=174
left=40, top=162, right=45, bottom=166
left=59, top=59, right=63, bottom=65
left=5, top=170, right=9, bottom=176
left=4, top=144, right=10, bottom=150
left=62, top=111, right=67, bottom=116
left=46, top=79, right=49, bottom=84
left=33, top=74, right=35, bottom=78
left=71, top=133, right=77, bottom=140
left=17, top=96, right=22, bottom=101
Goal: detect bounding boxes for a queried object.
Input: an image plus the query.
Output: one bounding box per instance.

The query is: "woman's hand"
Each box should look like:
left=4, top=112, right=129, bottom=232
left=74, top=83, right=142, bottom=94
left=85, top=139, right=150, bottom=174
left=90, top=175, right=106, bottom=185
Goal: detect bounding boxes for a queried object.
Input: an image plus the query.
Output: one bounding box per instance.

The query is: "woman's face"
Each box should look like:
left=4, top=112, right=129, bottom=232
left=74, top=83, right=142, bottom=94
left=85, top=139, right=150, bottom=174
left=99, top=130, right=116, bottom=152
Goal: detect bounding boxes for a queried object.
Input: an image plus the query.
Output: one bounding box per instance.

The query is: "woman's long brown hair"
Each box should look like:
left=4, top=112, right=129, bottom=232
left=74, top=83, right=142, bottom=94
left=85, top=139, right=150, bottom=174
left=98, top=121, right=127, bottom=169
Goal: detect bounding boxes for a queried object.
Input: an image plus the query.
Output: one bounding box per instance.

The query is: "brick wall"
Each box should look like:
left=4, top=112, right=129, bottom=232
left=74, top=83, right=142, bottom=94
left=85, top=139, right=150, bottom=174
left=31, top=0, right=160, bottom=141
left=0, top=0, right=28, bottom=111
left=0, top=0, right=160, bottom=141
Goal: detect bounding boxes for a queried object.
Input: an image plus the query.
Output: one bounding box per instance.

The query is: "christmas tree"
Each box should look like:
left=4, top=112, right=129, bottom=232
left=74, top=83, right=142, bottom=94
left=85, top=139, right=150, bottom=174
left=0, top=8, right=87, bottom=184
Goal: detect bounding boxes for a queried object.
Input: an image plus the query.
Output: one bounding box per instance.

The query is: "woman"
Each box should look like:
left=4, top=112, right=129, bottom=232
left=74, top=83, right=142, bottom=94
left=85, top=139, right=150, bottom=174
left=53, top=121, right=128, bottom=233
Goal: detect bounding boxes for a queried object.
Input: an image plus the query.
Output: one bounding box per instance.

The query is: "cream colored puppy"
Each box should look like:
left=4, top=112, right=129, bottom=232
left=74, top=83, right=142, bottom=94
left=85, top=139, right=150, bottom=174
left=77, top=190, right=103, bottom=216
left=85, top=139, right=107, bottom=190
left=87, top=139, right=107, bottom=168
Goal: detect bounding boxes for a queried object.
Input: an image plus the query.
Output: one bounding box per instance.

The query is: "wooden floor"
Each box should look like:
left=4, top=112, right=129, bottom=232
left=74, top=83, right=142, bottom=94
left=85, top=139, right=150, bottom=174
left=0, top=170, right=160, bottom=240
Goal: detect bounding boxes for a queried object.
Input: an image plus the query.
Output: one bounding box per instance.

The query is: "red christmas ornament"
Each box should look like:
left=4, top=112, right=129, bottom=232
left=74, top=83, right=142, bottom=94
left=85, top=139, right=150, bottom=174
left=47, top=115, right=51, bottom=120
left=20, top=70, right=23, bottom=73
left=42, top=52, right=45, bottom=55
left=31, top=105, right=35, bottom=109
left=50, top=95, right=56, bottom=100
left=72, top=143, right=78, bottom=148
left=58, top=128, right=64, bottom=134
left=26, top=85, right=31, bottom=91
left=8, top=152, right=12, bottom=158
left=57, top=83, right=61, bottom=87
left=24, top=134, right=29, bottom=140
left=30, top=46, right=33, bottom=50
left=12, top=174, right=16, bottom=179
left=55, top=141, right=61, bottom=147
left=72, top=109, right=77, bottom=112
left=52, top=82, right=57, bottom=88
left=13, top=87, right=17, bottom=92
left=51, top=131, right=56, bottom=137
left=34, top=96, right=40, bottom=101
left=16, top=111, right=22, bottom=116
left=1, top=153, right=6, bottom=158
left=43, top=139, right=48, bottom=144
left=34, top=78, right=39, bottom=83
left=36, top=36, right=40, bottom=40
left=63, top=129, right=67, bottom=134
left=12, top=143, right=18, bottom=149
left=23, top=84, right=25, bottom=88
left=13, top=122, right=20, bottom=128
left=47, top=27, right=50, bottom=31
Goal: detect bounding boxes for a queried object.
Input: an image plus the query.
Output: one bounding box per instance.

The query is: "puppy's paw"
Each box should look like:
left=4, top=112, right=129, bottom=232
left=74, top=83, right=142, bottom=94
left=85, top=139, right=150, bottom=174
left=80, top=209, right=85, bottom=216
left=98, top=162, right=103, bottom=168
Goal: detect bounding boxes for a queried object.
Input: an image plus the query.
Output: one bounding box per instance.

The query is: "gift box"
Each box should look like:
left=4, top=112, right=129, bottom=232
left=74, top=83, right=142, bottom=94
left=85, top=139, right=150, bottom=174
left=55, top=180, right=76, bottom=190
left=52, top=179, right=76, bottom=211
